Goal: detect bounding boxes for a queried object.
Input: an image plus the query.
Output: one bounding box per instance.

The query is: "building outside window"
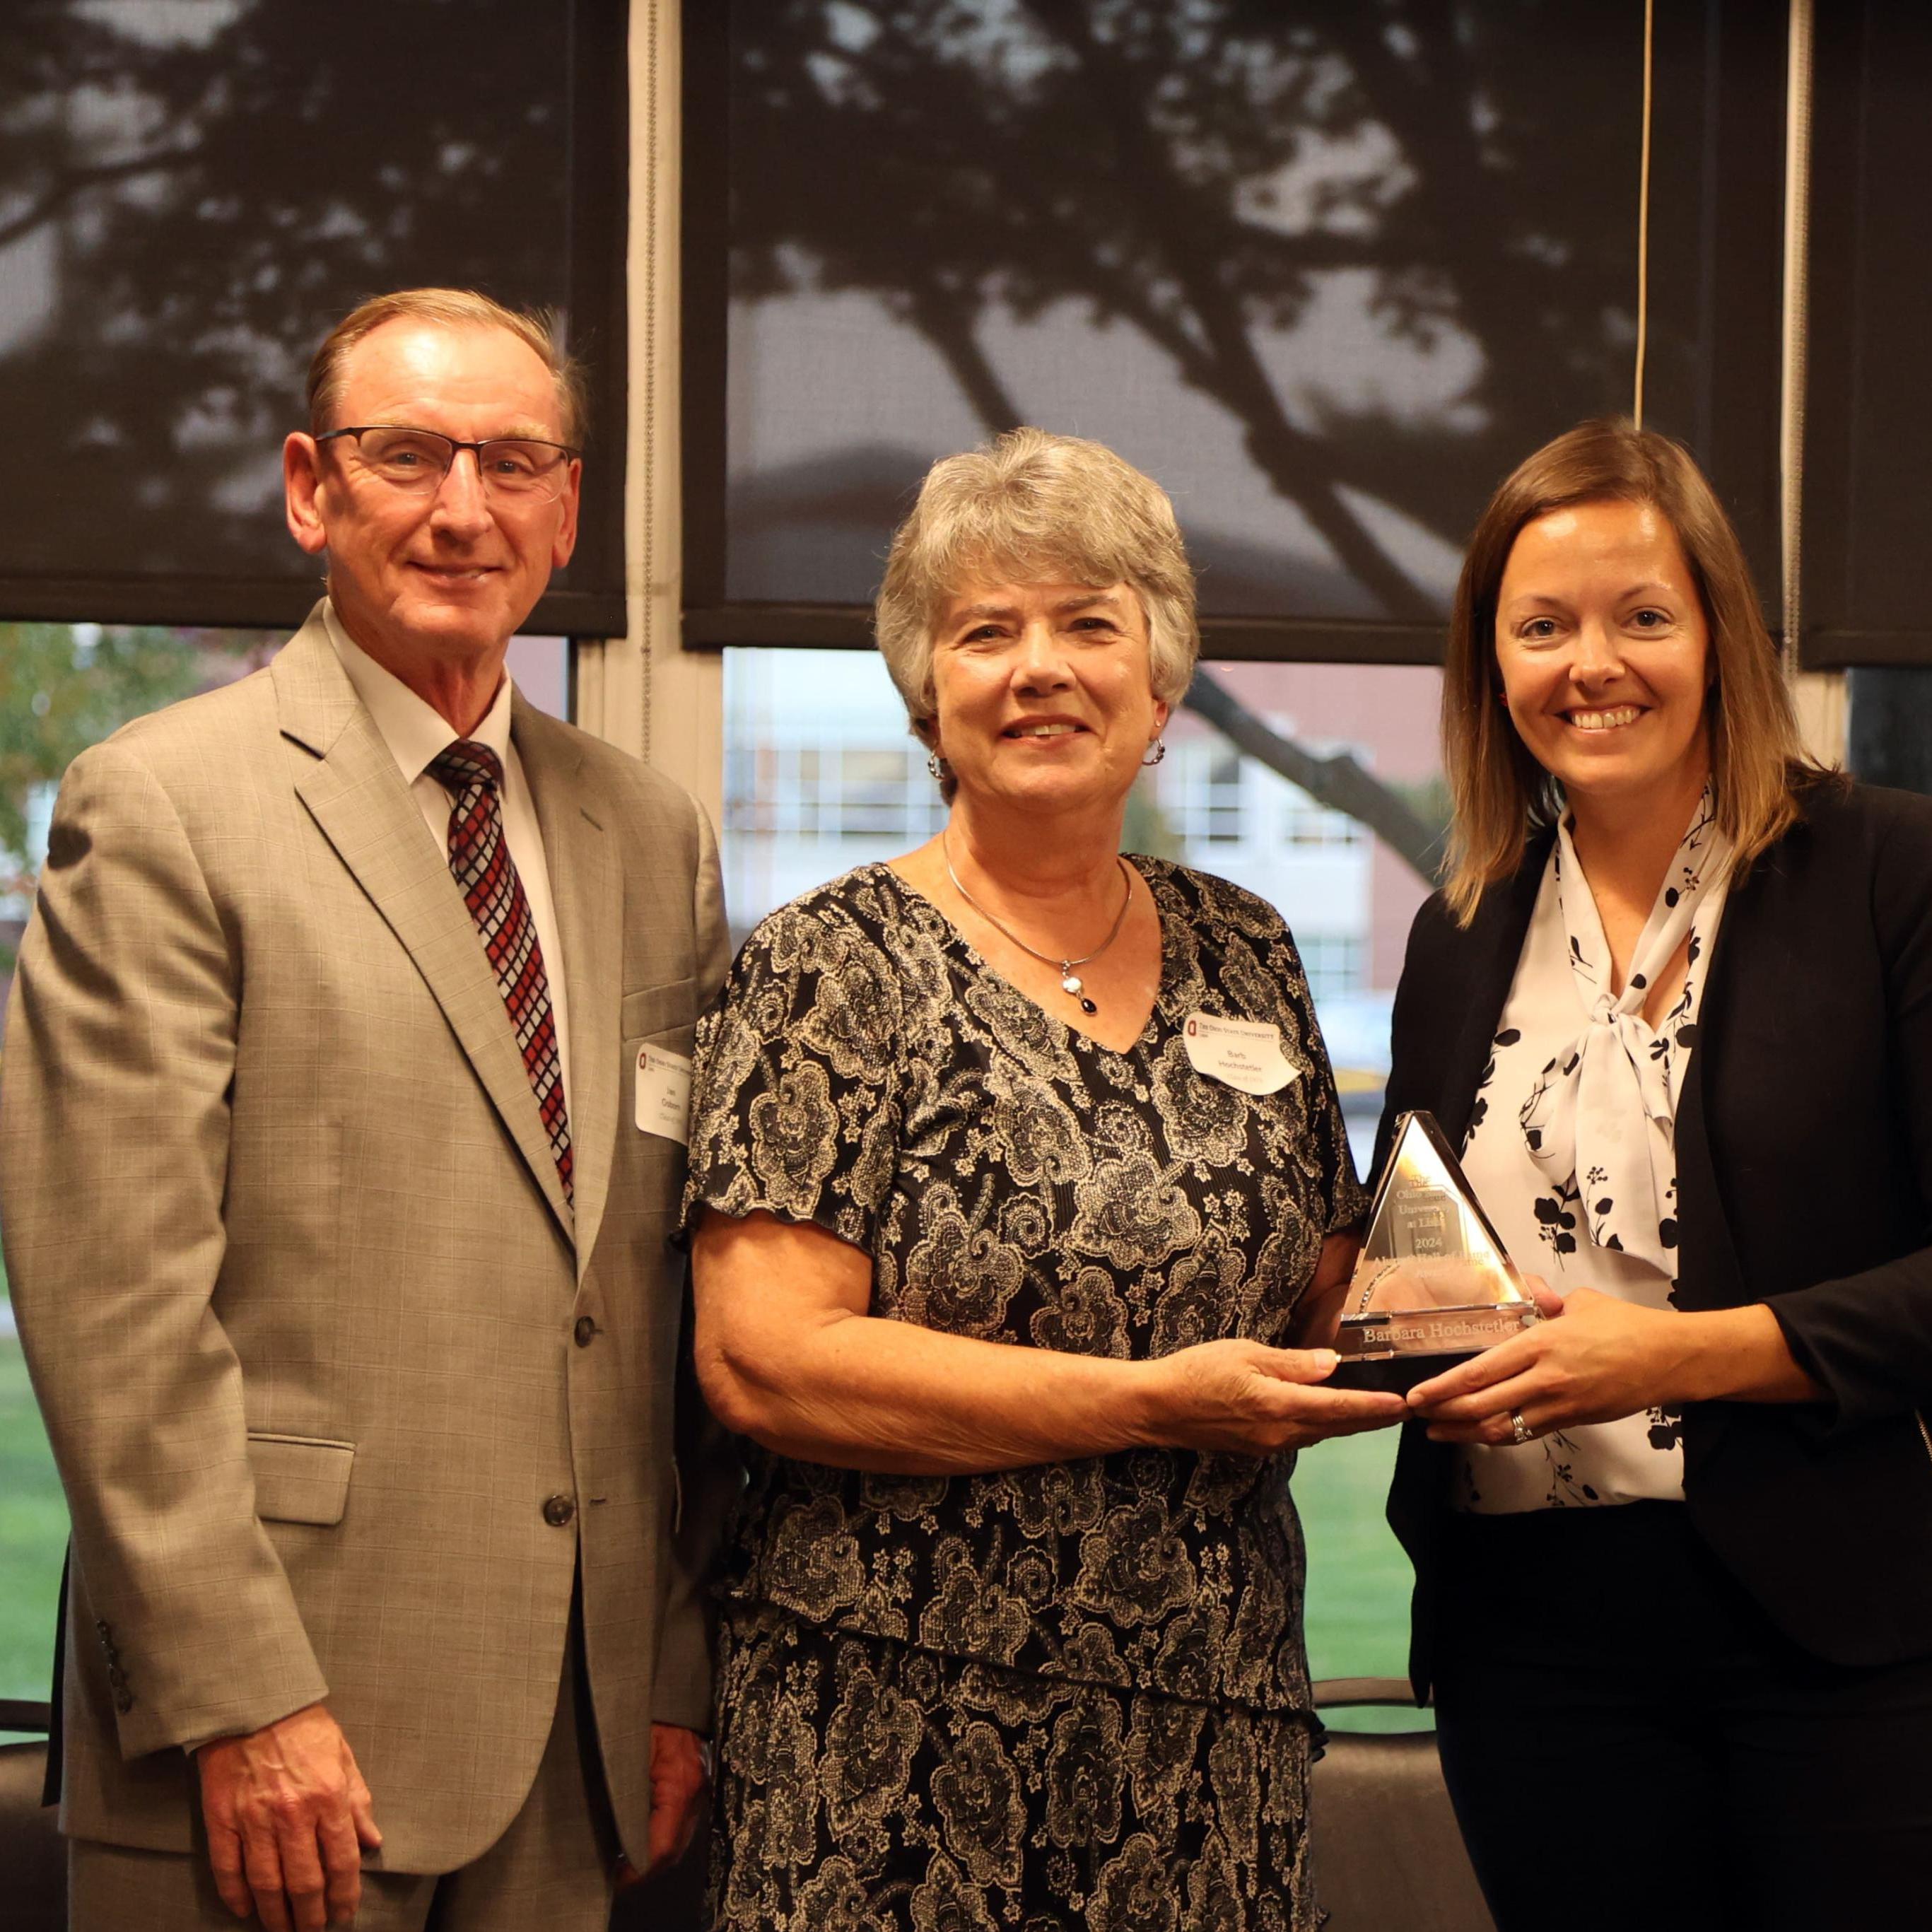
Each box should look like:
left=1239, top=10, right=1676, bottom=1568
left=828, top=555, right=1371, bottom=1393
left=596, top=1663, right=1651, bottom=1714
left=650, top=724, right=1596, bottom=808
left=720, top=648, right=1439, bottom=1164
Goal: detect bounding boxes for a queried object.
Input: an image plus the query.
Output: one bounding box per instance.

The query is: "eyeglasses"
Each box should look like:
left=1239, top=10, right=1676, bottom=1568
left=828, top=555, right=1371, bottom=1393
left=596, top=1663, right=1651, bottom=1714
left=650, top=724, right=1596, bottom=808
left=316, top=426, right=580, bottom=500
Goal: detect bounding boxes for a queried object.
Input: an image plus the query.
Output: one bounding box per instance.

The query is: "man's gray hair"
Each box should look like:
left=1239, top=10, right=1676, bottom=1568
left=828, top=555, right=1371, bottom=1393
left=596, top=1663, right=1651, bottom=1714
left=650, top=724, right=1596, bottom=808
left=308, top=287, right=587, bottom=445
left=874, top=427, right=1199, bottom=736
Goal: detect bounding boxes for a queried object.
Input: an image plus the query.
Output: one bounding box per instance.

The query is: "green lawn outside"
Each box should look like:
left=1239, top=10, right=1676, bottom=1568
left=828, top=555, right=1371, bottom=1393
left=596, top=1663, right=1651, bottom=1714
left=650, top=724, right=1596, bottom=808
left=1294, top=1424, right=1429, bottom=1732
left=0, top=1330, right=65, bottom=1709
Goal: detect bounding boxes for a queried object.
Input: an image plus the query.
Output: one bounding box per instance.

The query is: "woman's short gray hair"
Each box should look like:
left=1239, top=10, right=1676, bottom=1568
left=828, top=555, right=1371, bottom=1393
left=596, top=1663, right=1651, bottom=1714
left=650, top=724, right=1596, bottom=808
left=874, top=428, right=1200, bottom=736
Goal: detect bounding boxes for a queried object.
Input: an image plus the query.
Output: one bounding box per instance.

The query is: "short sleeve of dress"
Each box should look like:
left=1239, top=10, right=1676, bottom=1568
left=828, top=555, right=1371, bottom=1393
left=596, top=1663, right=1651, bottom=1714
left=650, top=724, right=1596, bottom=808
left=680, top=889, right=906, bottom=1255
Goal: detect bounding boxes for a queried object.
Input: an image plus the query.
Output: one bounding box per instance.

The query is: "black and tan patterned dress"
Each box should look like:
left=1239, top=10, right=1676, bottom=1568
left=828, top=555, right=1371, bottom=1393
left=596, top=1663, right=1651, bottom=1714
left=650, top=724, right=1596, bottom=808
left=682, top=859, right=1369, bottom=1931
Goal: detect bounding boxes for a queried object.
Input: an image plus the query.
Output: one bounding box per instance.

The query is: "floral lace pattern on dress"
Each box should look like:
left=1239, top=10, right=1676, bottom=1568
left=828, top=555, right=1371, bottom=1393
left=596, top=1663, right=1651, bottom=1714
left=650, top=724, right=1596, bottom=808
left=708, top=1605, right=1321, bottom=1932
left=682, top=858, right=1369, bottom=1716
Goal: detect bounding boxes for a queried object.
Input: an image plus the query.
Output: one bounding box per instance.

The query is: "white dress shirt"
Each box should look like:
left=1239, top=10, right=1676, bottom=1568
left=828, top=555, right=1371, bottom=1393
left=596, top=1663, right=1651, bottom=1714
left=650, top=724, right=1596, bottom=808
left=322, top=601, right=571, bottom=1106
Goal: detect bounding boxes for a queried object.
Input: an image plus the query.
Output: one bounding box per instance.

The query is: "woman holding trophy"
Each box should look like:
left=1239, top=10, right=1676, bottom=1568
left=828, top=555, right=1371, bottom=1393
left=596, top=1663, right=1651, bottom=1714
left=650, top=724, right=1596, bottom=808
left=682, top=428, right=1404, bottom=1929
left=1382, top=418, right=1932, bottom=1929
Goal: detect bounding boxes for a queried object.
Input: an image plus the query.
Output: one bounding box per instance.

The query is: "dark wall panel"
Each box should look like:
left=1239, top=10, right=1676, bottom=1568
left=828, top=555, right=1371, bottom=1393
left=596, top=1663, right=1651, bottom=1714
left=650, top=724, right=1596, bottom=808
left=686, top=0, right=1785, bottom=657
left=1805, top=2, right=1932, bottom=667
left=0, top=0, right=627, bottom=635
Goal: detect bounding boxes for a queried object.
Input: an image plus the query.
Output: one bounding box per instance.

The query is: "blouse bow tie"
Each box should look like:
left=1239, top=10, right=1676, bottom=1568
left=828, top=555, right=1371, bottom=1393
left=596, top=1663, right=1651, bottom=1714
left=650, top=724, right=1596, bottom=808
left=1519, top=793, right=1728, bottom=1277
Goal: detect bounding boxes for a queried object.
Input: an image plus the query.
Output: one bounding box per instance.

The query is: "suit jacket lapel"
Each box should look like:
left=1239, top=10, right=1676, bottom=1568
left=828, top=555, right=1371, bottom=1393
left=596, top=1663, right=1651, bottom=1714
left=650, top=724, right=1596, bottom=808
left=515, top=698, right=621, bottom=1281
left=1672, top=847, right=1753, bottom=1314
left=273, top=611, right=575, bottom=1241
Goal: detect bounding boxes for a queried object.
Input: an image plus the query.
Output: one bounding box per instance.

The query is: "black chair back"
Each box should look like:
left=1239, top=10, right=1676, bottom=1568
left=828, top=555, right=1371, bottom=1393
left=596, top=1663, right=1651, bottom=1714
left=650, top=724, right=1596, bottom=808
left=1309, top=1678, right=1494, bottom=1932
left=0, top=1699, right=62, bottom=1932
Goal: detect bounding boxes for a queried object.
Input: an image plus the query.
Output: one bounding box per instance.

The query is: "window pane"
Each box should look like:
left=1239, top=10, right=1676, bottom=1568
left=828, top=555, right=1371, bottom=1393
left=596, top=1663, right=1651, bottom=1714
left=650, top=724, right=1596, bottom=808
left=720, top=645, right=1440, bottom=1707
left=0, top=1324, right=62, bottom=1710
left=1161, top=662, right=1441, bottom=1711
left=721, top=648, right=944, bottom=940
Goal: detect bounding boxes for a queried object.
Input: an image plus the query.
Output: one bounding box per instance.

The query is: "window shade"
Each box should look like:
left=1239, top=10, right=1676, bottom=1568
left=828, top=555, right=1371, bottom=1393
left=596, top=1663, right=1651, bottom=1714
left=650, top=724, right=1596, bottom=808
left=0, top=0, right=626, bottom=635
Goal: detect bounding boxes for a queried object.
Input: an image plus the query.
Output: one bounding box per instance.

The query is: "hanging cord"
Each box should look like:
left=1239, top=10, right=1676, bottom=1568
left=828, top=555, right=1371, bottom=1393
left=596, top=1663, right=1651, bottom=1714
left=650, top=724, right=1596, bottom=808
left=1781, top=0, right=1815, bottom=671
left=1633, top=0, right=1655, bottom=427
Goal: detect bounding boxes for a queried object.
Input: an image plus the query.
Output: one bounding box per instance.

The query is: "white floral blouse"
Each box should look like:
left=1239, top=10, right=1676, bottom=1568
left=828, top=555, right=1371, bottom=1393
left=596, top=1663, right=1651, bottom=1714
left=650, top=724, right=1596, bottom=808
left=1456, top=791, right=1731, bottom=1511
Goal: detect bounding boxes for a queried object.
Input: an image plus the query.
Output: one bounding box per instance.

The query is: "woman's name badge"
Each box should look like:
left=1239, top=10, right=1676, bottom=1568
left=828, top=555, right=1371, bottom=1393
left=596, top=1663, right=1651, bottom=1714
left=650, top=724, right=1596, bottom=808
left=635, top=1043, right=693, bottom=1143
left=1182, top=1012, right=1299, bottom=1095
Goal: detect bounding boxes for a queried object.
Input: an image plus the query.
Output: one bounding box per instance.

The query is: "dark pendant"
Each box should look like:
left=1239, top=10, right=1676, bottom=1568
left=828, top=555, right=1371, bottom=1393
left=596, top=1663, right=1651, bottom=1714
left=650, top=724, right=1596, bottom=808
left=1079, top=996, right=1098, bottom=1015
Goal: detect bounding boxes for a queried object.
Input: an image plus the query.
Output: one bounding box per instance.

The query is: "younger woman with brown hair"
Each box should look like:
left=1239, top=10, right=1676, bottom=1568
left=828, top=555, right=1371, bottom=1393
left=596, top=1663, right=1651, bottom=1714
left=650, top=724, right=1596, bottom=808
left=1383, top=418, right=1932, bottom=1931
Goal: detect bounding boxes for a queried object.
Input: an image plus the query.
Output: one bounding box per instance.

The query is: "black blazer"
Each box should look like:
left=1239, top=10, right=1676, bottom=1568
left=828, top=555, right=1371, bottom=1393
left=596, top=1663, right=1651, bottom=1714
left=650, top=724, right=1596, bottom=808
left=1381, top=778, right=1932, bottom=1698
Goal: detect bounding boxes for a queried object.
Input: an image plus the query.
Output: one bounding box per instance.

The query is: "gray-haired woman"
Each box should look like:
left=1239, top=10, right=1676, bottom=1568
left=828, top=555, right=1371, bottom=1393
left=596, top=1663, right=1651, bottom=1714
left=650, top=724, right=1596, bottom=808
left=682, top=428, right=1403, bottom=1930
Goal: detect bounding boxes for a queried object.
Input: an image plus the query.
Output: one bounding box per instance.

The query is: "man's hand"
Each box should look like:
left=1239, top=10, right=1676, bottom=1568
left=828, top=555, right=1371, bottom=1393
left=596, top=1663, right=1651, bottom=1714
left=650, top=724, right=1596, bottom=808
left=197, top=1703, right=381, bottom=1931
left=645, top=1723, right=708, bottom=1873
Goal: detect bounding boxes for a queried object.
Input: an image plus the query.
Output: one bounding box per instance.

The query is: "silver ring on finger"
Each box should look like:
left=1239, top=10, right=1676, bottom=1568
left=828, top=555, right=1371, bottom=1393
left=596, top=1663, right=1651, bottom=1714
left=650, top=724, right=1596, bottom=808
left=1507, top=1409, right=1534, bottom=1446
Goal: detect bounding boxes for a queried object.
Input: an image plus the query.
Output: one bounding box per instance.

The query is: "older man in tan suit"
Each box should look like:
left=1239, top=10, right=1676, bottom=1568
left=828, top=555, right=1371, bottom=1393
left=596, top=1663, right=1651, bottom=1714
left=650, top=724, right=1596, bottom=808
left=0, top=288, right=734, bottom=1930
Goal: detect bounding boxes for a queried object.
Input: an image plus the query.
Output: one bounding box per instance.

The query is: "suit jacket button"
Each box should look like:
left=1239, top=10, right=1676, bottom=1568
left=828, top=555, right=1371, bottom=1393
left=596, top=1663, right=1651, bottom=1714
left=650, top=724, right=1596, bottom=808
left=573, top=1316, right=597, bottom=1348
left=543, top=1494, right=577, bottom=1528
left=114, top=1692, right=134, bottom=1714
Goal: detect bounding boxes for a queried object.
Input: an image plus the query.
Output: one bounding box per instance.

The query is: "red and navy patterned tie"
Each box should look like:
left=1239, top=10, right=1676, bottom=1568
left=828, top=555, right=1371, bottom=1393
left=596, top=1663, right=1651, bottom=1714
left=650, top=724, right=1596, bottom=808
left=428, top=741, right=573, bottom=1202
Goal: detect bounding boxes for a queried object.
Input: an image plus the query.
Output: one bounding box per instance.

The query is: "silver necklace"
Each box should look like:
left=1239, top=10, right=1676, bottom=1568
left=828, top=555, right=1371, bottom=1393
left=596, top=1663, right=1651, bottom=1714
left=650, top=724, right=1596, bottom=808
left=941, top=829, right=1134, bottom=1017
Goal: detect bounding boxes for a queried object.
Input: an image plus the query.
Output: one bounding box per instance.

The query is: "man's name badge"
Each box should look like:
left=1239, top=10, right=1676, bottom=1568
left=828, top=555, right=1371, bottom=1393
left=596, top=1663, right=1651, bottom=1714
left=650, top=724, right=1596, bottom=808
left=1181, top=1012, right=1299, bottom=1095
left=635, top=1043, right=693, bottom=1144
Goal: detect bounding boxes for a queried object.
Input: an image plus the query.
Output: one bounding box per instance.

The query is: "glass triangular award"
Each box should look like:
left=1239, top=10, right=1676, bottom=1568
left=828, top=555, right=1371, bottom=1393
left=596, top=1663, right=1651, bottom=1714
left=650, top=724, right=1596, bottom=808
left=1329, top=1110, right=1542, bottom=1394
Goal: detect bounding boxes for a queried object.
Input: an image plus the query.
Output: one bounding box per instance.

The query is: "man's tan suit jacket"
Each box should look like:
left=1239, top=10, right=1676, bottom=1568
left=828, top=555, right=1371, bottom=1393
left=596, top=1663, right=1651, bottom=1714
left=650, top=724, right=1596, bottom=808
left=0, top=605, right=737, bottom=1873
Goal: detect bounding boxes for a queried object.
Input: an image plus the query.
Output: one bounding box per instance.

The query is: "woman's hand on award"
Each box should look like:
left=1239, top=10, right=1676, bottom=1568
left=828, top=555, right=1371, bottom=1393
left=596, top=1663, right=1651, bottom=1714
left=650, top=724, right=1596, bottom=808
left=1407, top=1278, right=1820, bottom=1440
left=1407, top=1282, right=1694, bottom=1442
left=1140, top=1338, right=1408, bottom=1456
